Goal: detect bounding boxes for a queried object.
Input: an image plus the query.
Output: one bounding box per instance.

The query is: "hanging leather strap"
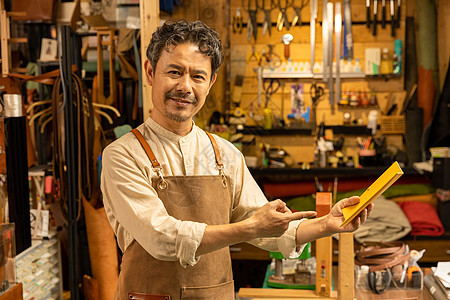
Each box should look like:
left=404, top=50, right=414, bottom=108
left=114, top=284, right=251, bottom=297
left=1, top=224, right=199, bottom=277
left=205, top=131, right=223, bottom=169
left=355, top=241, right=409, bottom=272
left=8, top=65, right=78, bottom=85
left=131, top=128, right=160, bottom=169
left=131, top=129, right=224, bottom=171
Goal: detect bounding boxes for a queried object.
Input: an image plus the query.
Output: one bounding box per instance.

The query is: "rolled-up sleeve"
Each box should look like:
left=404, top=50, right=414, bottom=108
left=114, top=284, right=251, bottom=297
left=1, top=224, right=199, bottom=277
left=228, top=151, right=307, bottom=258
left=101, top=142, right=206, bottom=267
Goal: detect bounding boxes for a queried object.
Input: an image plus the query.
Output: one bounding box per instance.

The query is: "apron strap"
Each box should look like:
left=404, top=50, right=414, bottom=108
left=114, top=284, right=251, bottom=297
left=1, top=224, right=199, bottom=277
left=131, top=127, right=226, bottom=187
left=131, top=128, right=160, bottom=169
left=131, top=128, right=224, bottom=170
left=205, top=131, right=223, bottom=168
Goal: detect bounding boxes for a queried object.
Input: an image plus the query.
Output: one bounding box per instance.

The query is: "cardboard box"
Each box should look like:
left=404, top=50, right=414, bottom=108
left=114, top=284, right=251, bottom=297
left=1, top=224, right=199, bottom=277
left=365, top=48, right=381, bottom=75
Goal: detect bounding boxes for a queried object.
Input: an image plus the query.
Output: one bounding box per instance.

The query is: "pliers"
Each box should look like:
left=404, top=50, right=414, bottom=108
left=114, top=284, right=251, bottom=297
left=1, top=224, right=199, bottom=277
left=233, top=7, right=243, bottom=34
left=246, top=46, right=262, bottom=65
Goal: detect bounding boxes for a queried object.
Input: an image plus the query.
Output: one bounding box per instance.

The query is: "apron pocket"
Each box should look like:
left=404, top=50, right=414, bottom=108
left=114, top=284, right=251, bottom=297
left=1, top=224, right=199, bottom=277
left=128, top=291, right=171, bottom=300
left=180, top=280, right=234, bottom=299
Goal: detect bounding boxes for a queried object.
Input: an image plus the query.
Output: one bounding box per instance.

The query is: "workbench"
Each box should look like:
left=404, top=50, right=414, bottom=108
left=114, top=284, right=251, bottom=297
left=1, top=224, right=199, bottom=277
left=237, top=267, right=435, bottom=300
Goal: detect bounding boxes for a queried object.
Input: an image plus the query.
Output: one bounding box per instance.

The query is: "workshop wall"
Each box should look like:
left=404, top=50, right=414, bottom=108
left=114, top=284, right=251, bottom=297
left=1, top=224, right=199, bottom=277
left=229, top=0, right=408, bottom=164
left=168, top=0, right=229, bottom=126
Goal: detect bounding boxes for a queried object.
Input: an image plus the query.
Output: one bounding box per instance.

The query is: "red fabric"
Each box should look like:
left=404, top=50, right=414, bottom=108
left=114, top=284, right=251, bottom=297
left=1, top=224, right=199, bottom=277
left=399, top=201, right=444, bottom=236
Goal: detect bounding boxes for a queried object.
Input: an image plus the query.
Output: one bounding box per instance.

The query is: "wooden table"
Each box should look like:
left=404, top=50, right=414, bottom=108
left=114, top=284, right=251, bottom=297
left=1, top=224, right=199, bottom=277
left=238, top=268, right=435, bottom=300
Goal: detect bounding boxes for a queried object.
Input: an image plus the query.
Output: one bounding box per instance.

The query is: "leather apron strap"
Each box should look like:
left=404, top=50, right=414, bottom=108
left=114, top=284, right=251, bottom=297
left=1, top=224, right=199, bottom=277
left=131, top=128, right=223, bottom=169
left=131, top=128, right=226, bottom=188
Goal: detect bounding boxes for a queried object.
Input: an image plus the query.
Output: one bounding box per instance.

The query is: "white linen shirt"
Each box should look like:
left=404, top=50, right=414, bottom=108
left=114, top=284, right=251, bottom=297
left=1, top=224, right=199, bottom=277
left=101, top=117, right=305, bottom=267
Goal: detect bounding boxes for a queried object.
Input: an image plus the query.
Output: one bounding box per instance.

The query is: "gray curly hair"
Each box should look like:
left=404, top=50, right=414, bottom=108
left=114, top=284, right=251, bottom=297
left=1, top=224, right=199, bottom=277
left=146, top=19, right=224, bottom=80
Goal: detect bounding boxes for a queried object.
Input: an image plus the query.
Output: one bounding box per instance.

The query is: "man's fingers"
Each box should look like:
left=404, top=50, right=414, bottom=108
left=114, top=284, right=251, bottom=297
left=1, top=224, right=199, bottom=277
left=288, top=211, right=317, bottom=221
left=340, top=196, right=360, bottom=208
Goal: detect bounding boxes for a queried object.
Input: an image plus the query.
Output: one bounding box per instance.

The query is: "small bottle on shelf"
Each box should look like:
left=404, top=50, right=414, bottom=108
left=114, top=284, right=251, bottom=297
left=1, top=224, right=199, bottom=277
left=380, top=48, right=393, bottom=74
left=354, top=58, right=362, bottom=72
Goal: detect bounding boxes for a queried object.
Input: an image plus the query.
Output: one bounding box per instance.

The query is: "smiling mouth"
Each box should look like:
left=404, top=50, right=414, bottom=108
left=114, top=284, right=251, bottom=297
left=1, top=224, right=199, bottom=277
left=170, top=97, right=191, bottom=104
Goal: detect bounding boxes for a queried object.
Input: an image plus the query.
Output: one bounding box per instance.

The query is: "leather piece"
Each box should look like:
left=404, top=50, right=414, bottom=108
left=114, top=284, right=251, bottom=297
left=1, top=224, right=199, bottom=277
left=12, top=0, right=57, bottom=22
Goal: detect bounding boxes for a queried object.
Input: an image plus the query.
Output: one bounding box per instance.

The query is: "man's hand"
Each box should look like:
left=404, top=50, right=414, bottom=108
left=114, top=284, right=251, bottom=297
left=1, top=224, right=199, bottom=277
left=295, top=196, right=374, bottom=245
left=247, top=199, right=317, bottom=238
left=325, top=196, right=374, bottom=234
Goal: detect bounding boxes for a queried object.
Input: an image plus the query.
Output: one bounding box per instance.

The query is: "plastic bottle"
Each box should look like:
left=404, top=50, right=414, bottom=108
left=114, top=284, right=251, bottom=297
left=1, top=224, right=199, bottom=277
left=367, top=110, right=378, bottom=135
left=356, top=265, right=370, bottom=290
left=393, top=39, right=402, bottom=75
left=354, top=58, right=362, bottom=72
left=263, top=107, right=273, bottom=130
left=380, top=48, right=393, bottom=74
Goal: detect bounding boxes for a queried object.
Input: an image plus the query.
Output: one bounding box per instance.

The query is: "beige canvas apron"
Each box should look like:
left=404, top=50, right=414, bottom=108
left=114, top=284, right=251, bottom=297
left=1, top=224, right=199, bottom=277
left=114, top=129, right=235, bottom=300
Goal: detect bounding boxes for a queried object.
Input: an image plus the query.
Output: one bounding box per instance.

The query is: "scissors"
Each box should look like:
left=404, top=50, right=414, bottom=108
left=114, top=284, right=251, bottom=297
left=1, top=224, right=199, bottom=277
left=291, top=0, right=309, bottom=27
left=276, top=0, right=293, bottom=31
left=257, top=0, right=276, bottom=36
left=263, top=78, right=280, bottom=106
left=310, top=82, right=325, bottom=108
left=244, top=0, right=258, bottom=41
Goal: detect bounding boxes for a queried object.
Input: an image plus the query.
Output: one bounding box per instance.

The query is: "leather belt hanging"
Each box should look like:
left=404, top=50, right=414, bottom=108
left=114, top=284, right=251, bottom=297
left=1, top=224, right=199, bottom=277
left=355, top=241, right=409, bottom=272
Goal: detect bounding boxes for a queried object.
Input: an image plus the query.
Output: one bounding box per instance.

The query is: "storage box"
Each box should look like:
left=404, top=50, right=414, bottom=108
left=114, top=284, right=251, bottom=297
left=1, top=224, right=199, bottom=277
left=432, top=157, right=450, bottom=189
left=365, top=48, right=381, bottom=75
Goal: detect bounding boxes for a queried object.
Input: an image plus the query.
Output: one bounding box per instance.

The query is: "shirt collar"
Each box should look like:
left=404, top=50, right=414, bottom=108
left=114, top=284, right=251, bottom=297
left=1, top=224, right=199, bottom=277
left=144, top=117, right=198, bottom=143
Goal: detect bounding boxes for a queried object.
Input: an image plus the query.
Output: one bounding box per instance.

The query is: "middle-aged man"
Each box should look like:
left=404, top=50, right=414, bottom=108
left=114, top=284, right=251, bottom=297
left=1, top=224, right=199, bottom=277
left=101, top=19, right=373, bottom=299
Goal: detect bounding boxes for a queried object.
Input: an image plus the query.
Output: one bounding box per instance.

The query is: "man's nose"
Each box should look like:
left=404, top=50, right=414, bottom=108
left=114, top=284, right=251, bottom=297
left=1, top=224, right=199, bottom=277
left=176, top=75, right=193, bottom=94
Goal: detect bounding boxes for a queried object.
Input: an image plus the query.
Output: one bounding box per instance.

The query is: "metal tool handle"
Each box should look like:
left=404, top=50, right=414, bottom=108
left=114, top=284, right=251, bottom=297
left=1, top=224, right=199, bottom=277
left=391, top=15, right=395, bottom=36
left=366, top=5, right=371, bottom=28
left=382, top=3, right=386, bottom=28
left=284, top=43, right=290, bottom=60
left=396, top=0, right=401, bottom=28
left=373, top=2, right=378, bottom=36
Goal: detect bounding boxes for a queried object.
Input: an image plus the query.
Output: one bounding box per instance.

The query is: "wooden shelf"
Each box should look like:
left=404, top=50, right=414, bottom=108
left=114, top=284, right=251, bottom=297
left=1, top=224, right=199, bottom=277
left=262, top=71, right=366, bottom=79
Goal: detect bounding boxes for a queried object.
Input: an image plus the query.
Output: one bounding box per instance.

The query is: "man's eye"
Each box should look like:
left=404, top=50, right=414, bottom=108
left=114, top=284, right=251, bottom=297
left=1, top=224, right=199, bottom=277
left=169, top=70, right=180, bottom=75
left=194, top=75, right=206, bottom=80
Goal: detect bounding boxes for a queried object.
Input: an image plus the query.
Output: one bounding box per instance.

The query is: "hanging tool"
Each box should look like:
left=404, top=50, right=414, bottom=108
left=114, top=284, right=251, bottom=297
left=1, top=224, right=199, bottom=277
left=276, top=0, right=292, bottom=31
left=310, top=82, right=325, bottom=109
left=381, top=0, right=386, bottom=28
left=247, top=46, right=263, bottom=106
left=246, top=45, right=261, bottom=64
left=373, top=0, right=378, bottom=36
left=396, top=0, right=401, bottom=28
left=264, top=78, right=281, bottom=104
left=322, top=0, right=329, bottom=82
left=281, top=33, right=293, bottom=61
left=343, top=0, right=353, bottom=59
left=263, top=79, right=280, bottom=129
left=390, top=0, right=395, bottom=36
left=327, top=3, right=334, bottom=107
left=310, top=0, right=318, bottom=71
left=233, top=7, right=243, bottom=34
left=246, top=0, right=258, bottom=41
left=264, top=44, right=282, bottom=70
left=335, top=2, right=342, bottom=107
left=257, top=66, right=263, bottom=107
left=366, top=0, right=371, bottom=28
left=258, top=0, right=275, bottom=36
left=291, top=0, right=309, bottom=27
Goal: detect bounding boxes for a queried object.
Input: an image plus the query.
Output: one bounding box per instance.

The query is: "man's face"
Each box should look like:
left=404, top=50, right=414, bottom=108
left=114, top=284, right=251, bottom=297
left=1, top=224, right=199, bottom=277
left=145, top=43, right=216, bottom=128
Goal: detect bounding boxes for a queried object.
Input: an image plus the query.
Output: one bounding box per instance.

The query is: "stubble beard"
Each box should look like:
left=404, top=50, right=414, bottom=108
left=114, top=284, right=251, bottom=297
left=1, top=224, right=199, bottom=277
left=164, top=90, right=198, bottom=122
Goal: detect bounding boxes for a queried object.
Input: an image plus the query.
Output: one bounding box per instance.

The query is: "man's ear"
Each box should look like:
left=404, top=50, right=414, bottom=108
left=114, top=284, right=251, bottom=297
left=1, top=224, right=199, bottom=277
left=144, top=60, right=154, bottom=86
left=206, top=73, right=217, bottom=95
